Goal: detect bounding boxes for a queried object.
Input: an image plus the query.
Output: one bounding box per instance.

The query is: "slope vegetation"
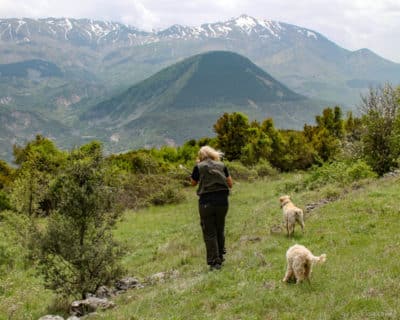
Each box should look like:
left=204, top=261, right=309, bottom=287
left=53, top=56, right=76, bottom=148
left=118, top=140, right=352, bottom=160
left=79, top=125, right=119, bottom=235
left=2, top=173, right=399, bottom=319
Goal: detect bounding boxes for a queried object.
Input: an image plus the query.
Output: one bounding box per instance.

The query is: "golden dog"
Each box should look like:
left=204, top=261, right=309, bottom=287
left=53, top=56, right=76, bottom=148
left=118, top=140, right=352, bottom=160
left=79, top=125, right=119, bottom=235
left=279, top=195, right=305, bottom=237
left=283, top=244, right=326, bottom=284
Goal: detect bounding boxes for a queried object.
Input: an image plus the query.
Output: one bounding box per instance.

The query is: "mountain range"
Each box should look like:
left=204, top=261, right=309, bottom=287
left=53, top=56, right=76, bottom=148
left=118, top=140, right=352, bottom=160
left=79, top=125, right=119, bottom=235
left=0, top=14, right=399, bottom=160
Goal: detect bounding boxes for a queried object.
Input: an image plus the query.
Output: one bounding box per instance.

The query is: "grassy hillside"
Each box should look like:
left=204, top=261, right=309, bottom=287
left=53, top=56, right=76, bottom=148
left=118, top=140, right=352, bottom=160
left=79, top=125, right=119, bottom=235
left=1, top=173, right=399, bottom=319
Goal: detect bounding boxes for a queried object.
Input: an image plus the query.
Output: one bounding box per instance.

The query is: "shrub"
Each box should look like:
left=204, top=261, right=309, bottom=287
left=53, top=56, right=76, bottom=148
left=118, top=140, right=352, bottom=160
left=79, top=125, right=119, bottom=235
left=0, top=241, right=14, bottom=274
left=347, top=160, right=378, bottom=181
left=167, top=169, right=192, bottom=187
left=150, top=184, right=186, bottom=206
left=107, top=150, right=164, bottom=174
left=304, top=160, right=377, bottom=190
left=0, top=211, right=28, bottom=274
left=360, top=84, right=400, bottom=175
left=0, top=190, right=11, bottom=211
left=35, top=144, right=124, bottom=299
left=253, top=160, right=279, bottom=178
left=118, top=174, right=186, bottom=209
left=277, top=174, right=306, bottom=194
left=226, top=161, right=258, bottom=181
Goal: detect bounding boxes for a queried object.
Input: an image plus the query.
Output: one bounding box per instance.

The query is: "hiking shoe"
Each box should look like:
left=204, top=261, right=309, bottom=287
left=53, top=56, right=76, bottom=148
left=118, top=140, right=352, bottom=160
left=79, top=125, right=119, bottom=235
left=210, top=263, right=222, bottom=271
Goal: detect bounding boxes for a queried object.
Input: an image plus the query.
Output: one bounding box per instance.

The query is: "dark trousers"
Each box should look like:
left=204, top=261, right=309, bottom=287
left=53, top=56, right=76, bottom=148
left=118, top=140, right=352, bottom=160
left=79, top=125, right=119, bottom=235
left=198, top=203, right=228, bottom=266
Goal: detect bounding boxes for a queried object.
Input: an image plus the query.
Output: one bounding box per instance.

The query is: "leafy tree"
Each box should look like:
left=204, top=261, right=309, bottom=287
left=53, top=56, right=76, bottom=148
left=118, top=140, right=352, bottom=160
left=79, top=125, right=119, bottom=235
left=0, top=160, right=13, bottom=211
left=344, top=111, right=363, bottom=142
left=278, top=130, right=316, bottom=171
left=304, top=107, right=344, bottom=162
left=176, top=142, right=198, bottom=164
left=0, top=160, right=13, bottom=189
left=315, top=106, right=344, bottom=139
left=240, top=121, right=273, bottom=166
left=13, top=134, right=65, bottom=171
left=35, top=142, right=124, bottom=298
left=214, top=112, right=250, bottom=161
left=197, top=137, right=215, bottom=147
left=260, top=118, right=286, bottom=169
left=10, top=136, right=66, bottom=216
left=360, top=84, right=400, bottom=175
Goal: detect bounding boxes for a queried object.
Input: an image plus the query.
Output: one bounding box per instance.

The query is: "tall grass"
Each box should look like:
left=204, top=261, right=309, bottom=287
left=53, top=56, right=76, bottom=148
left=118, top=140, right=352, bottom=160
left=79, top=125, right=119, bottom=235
left=107, top=174, right=400, bottom=319
left=1, top=173, right=399, bottom=319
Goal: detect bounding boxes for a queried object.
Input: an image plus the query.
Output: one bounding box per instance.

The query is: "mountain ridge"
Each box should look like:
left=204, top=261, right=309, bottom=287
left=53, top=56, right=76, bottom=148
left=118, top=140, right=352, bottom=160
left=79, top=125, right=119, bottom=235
left=0, top=15, right=328, bottom=49
left=2, top=14, right=398, bottom=106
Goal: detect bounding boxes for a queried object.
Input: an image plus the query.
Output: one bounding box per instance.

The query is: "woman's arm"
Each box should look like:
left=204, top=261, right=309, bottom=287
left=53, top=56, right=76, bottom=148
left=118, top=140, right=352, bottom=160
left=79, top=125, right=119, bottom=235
left=226, top=176, right=233, bottom=188
left=190, top=165, right=199, bottom=186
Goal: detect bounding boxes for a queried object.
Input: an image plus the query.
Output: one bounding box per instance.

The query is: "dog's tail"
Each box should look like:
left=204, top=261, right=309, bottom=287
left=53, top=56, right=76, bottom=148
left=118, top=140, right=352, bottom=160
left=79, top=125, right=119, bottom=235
left=312, top=253, right=327, bottom=264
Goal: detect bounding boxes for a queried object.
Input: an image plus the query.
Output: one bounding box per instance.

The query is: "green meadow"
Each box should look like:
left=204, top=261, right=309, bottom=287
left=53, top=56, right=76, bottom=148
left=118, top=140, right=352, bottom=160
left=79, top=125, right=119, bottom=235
left=2, top=172, right=399, bottom=319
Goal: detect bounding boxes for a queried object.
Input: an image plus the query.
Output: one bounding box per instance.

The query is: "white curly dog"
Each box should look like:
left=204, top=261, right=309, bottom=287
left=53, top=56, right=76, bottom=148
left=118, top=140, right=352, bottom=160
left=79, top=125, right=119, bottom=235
left=283, top=244, right=327, bottom=284
left=279, top=195, right=305, bottom=237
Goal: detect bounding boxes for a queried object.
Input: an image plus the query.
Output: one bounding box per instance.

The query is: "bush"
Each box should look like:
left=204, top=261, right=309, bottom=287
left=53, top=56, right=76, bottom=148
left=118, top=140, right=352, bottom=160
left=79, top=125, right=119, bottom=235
left=34, top=145, right=124, bottom=299
left=0, top=190, right=11, bottom=211
left=360, top=84, right=400, bottom=175
left=167, top=169, right=192, bottom=187
left=0, top=241, right=14, bottom=274
left=118, top=174, right=186, bottom=209
left=150, top=185, right=186, bottom=206
left=253, top=160, right=279, bottom=178
left=0, top=211, right=29, bottom=274
left=347, top=160, right=378, bottom=181
left=304, top=160, right=377, bottom=190
left=226, top=161, right=258, bottom=181
left=277, top=174, right=306, bottom=194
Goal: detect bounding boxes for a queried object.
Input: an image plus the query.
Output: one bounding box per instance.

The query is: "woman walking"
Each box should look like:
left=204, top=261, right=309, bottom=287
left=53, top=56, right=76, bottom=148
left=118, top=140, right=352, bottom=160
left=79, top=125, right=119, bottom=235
left=190, top=146, right=233, bottom=270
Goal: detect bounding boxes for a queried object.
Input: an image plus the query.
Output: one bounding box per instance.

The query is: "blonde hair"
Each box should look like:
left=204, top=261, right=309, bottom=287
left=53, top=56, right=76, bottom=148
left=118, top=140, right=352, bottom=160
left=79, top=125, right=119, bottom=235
left=197, top=146, right=223, bottom=162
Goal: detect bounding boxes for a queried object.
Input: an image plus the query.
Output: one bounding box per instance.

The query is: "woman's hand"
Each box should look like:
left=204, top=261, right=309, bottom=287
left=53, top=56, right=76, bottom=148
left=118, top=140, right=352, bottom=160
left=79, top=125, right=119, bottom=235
left=190, top=177, right=198, bottom=186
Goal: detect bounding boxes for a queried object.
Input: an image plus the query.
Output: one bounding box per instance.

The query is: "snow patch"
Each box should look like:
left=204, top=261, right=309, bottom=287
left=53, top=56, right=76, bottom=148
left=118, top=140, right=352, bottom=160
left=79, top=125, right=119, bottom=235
left=110, top=133, right=120, bottom=142
left=16, top=20, right=26, bottom=33
left=306, top=30, right=317, bottom=39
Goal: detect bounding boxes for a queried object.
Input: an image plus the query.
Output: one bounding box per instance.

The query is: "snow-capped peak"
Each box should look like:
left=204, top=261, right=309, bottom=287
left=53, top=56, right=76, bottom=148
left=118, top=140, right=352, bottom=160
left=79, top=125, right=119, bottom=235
left=0, top=15, right=321, bottom=47
left=234, top=14, right=258, bottom=29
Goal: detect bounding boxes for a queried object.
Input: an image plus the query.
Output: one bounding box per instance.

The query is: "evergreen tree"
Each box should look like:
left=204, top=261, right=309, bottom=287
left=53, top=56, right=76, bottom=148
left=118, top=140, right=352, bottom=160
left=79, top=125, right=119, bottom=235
left=214, top=112, right=250, bottom=161
left=36, top=142, right=124, bottom=298
left=305, top=107, right=344, bottom=162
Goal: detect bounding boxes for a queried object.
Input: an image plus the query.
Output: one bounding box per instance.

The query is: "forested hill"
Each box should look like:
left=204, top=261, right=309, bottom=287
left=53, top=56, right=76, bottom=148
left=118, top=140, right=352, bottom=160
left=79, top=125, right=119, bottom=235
left=80, top=51, right=325, bottom=151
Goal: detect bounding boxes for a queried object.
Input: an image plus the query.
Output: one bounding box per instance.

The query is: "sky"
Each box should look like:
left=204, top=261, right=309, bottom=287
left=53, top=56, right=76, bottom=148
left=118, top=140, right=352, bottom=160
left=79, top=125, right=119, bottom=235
left=1, top=0, right=400, bottom=63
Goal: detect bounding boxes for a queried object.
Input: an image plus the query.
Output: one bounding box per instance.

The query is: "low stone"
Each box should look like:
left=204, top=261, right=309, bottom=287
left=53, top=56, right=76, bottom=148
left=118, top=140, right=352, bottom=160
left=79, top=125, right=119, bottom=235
left=115, top=277, right=142, bottom=291
left=147, top=270, right=179, bottom=284
left=70, top=297, right=115, bottom=317
left=270, top=224, right=282, bottom=234
left=239, top=235, right=262, bottom=242
left=95, top=285, right=116, bottom=298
